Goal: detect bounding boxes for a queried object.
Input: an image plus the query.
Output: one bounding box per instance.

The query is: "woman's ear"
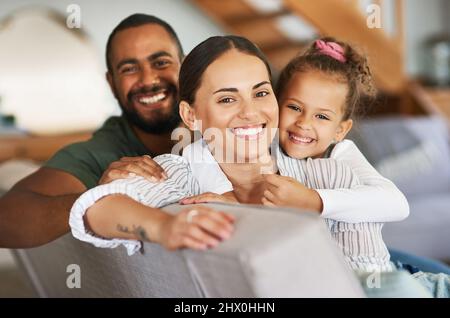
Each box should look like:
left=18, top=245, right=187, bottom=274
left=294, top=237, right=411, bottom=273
left=179, top=101, right=196, bottom=130
left=335, top=119, right=353, bottom=142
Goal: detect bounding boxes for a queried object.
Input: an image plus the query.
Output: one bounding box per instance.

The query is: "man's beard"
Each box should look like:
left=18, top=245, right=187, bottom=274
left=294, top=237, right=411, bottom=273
left=119, top=83, right=181, bottom=134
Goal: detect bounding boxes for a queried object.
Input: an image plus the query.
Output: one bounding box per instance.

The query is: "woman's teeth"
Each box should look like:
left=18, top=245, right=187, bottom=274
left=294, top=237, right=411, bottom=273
left=138, top=92, right=166, bottom=105
left=232, top=125, right=264, bottom=137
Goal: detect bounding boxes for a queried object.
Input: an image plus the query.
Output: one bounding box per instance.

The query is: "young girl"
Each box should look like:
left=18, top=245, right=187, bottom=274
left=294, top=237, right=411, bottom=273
left=265, top=37, right=399, bottom=272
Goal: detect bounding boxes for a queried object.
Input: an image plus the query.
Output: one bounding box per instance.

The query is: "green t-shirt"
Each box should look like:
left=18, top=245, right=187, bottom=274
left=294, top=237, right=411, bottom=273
left=45, top=116, right=150, bottom=189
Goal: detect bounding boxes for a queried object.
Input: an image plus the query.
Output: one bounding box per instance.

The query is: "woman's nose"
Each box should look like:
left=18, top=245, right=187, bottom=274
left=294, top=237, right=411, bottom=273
left=237, top=100, right=258, bottom=120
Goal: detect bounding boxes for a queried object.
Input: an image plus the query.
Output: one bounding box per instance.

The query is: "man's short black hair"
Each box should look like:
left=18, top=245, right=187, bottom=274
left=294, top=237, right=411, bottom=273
left=106, top=14, right=184, bottom=73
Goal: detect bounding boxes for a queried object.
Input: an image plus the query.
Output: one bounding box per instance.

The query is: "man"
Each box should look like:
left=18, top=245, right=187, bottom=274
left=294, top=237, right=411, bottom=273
left=0, top=14, right=184, bottom=248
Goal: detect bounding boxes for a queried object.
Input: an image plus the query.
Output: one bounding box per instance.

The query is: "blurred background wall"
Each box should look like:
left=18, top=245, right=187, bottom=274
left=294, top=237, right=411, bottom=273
left=0, top=0, right=446, bottom=75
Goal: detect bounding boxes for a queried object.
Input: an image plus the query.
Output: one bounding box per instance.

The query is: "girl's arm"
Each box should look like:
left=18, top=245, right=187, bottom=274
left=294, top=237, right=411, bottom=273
left=316, top=139, right=409, bottom=222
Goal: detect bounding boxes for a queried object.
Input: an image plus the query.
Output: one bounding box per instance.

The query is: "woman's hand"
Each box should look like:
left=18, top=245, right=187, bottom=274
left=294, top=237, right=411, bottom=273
left=98, top=155, right=167, bottom=185
left=179, top=191, right=238, bottom=205
left=261, top=174, right=323, bottom=213
left=153, top=206, right=235, bottom=251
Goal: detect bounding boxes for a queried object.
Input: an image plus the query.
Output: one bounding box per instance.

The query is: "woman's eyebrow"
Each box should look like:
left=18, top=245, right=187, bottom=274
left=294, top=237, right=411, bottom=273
left=252, top=81, right=270, bottom=89
left=213, top=87, right=238, bottom=94
left=213, top=81, right=270, bottom=94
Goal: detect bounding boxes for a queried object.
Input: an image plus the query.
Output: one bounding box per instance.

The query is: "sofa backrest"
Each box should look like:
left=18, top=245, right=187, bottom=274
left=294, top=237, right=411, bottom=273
left=13, top=203, right=365, bottom=297
left=349, top=116, right=450, bottom=197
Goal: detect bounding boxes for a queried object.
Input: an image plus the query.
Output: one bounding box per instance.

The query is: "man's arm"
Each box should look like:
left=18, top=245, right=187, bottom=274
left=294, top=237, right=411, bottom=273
left=0, top=167, right=86, bottom=248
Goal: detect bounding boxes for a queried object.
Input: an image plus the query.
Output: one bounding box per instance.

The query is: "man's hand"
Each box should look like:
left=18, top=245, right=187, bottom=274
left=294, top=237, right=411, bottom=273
left=261, top=174, right=323, bottom=213
left=179, top=191, right=238, bottom=205
left=153, top=206, right=235, bottom=251
left=98, top=155, right=167, bottom=185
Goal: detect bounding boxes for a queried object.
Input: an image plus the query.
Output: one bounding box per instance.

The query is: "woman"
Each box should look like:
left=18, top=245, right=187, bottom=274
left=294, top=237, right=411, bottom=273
left=70, top=35, right=280, bottom=255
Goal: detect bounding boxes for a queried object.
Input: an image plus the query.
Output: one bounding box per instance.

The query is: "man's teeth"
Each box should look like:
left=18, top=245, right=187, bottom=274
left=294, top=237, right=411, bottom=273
left=138, top=92, right=166, bottom=105
left=290, top=134, right=313, bottom=143
left=232, top=126, right=263, bottom=136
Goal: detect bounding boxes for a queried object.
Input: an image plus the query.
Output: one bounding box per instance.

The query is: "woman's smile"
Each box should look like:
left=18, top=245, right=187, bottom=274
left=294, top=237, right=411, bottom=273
left=230, top=123, right=266, bottom=140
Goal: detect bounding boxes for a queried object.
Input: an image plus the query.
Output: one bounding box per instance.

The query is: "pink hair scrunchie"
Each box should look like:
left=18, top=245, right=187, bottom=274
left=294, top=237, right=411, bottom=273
left=315, top=40, right=347, bottom=63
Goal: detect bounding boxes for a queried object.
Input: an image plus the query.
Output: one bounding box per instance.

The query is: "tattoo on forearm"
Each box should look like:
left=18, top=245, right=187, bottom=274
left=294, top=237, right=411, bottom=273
left=117, top=224, right=150, bottom=241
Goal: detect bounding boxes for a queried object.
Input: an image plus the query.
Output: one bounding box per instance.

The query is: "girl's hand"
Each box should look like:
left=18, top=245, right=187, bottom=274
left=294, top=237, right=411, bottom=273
left=98, top=155, right=167, bottom=185
left=261, top=174, right=323, bottom=213
left=179, top=191, right=238, bottom=205
left=153, top=206, right=235, bottom=251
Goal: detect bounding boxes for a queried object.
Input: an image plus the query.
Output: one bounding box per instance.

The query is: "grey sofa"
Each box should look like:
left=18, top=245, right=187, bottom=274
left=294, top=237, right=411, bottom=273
left=349, top=116, right=450, bottom=261
left=13, top=203, right=365, bottom=297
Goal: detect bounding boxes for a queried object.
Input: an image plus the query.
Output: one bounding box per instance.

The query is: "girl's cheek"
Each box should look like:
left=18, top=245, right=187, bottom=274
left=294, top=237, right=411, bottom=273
left=279, top=111, right=291, bottom=127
